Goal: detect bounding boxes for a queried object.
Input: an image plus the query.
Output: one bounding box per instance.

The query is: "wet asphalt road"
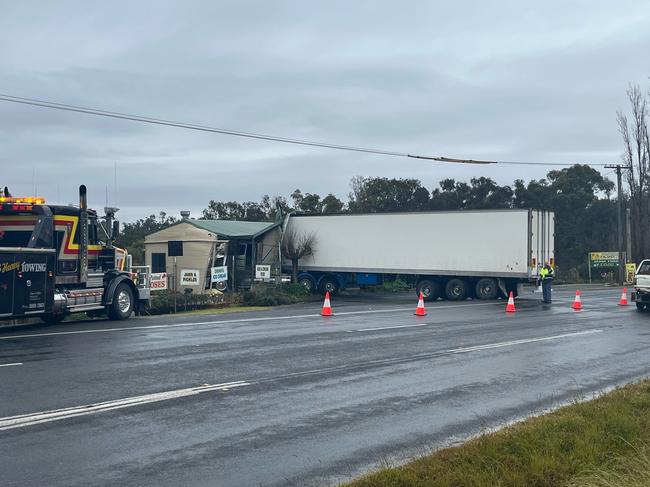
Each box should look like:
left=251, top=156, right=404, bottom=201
left=1, top=286, right=649, bottom=486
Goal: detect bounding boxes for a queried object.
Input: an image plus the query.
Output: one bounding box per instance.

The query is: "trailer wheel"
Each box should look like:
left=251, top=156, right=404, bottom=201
left=475, top=278, right=498, bottom=300
left=637, top=302, right=646, bottom=312
left=445, top=278, right=468, bottom=301
left=108, top=282, right=135, bottom=320
left=215, top=280, right=228, bottom=292
left=417, top=280, right=440, bottom=301
left=319, top=276, right=339, bottom=295
left=298, top=276, right=316, bottom=293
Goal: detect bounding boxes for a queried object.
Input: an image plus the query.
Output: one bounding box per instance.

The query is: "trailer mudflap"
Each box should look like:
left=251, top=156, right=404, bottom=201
left=0, top=248, right=55, bottom=318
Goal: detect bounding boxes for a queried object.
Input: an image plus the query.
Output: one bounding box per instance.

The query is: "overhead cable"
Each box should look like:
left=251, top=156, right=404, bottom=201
left=0, top=94, right=608, bottom=167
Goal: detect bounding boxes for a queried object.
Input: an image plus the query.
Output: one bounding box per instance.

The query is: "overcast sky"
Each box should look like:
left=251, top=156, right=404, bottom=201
left=2, top=1, right=649, bottom=220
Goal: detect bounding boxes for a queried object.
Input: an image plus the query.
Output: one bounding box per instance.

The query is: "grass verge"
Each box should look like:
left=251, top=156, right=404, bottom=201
left=169, top=305, right=272, bottom=316
left=345, top=380, right=650, bottom=487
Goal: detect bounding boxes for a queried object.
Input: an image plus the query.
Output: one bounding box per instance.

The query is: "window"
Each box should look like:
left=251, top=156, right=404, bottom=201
left=638, top=262, right=650, bottom=275
left=152, top=253, right=166, bottom=273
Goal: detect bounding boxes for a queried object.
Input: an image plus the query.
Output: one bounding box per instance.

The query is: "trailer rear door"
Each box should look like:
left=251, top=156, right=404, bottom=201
left=530, top=210, right=555, bottom=278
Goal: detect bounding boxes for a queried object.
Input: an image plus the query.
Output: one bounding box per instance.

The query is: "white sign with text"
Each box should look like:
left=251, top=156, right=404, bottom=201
left=255, top=265, right=271, bottom=280
left=211, top=266, right=228, bottom=283
left=150, top=272, right=168, bottom=290
left=180, top=269, right=200, bottom=286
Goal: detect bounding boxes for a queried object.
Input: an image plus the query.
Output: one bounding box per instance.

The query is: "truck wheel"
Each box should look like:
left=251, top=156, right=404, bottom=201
left=298, top=276, right=316, bottom=293
left=417, top=280, right=440, bottom=301
left=475, top=278, right=498, bottom=300
left=41, top=313, right=65, bottom=325
left=637, top=302, right=646, bottom=312
left=108, top=282, right=134, bottom=320
left=445, top=278, right=468, bottom=301
left=319, top=277, right=339, bottom=295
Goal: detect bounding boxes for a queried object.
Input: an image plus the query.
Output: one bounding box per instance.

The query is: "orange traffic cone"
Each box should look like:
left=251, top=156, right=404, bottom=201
left=619, top=288, right=629, bottom=306
left=414, top=292, right=427, bottom=316
left=572, top=290, right=582, bottom=311
left=505, top=291, right=516, bottom=313
left=321, top=291, right=333, bottom=316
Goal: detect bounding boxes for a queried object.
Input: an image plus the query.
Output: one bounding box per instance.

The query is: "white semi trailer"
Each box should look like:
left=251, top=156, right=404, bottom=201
left=283, top=209, right=555, bottom=300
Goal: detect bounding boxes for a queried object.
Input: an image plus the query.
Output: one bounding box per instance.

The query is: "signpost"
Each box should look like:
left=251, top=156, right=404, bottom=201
left=588, top=252, right=624, bottom=283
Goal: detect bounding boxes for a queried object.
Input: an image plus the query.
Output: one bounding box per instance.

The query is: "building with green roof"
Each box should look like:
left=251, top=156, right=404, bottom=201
left=144, top=218, right=282, bottom=293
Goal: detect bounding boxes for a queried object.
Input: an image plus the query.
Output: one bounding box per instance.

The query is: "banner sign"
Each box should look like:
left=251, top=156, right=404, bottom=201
left=255, top=265, right=271, bottom=280
left=150, top=273, right=168, bottom=290
left=589, top=252, right=620, bottom=268
left=180, top=269, right=200, bottom=286
left=211, top=266, right=228, bottom=284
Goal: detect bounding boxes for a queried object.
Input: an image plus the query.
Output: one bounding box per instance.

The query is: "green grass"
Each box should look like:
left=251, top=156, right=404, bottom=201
left=167, top=305, right=272, bottom=316
left=344, top=380, right=650, bottom=487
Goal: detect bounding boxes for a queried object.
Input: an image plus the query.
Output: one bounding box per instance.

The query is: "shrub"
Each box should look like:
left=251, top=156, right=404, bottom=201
left=148, top=289, right=228, bottom=314
left=243, top=282, right=311, bottom=306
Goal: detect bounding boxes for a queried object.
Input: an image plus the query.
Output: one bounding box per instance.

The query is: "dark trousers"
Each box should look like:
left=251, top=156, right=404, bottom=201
left=542, top=280, right=552, bottom=303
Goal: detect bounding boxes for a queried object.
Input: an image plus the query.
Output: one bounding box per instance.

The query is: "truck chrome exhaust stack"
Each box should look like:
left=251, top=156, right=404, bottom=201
left=79, top=185, right=88, bottom=283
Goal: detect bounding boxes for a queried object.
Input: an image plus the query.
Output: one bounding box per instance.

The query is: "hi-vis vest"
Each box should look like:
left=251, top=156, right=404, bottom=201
left=540, top=266, right=554, bottom=280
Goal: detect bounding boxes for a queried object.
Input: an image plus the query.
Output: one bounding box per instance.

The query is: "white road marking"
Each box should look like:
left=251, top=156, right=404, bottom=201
left=349, top=323, right=430, bottom=332
left=447, top=329, right=603, bottom=354
left=0, top=381, right=250, bottom=431
left=0, top=302, right=501, bottom=340
left=0, top=363, right=22, bottom=368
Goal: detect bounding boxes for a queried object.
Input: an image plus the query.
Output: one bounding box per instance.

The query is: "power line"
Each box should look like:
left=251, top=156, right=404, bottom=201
left=0, top=93, right=609, bottom=167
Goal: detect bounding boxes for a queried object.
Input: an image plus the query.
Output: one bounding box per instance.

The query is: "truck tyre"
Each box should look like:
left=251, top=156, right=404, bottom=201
left=41, top=313, right=65, bottom=325
left=637, top=302, right=646, bottom=312
left=319, top=276, right=339, bottom=295
left=108, top=282, right=135, bottom=320
left=417, top=280, right=440, bottom=301
left=475, top=278, right=498, bottom=300
left=298, top=276, right=316, bottom=293
left=445, top=278, right=468, bottom=301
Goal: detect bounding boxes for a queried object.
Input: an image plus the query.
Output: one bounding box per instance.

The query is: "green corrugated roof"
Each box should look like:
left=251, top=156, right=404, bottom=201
left=187, top=219, right=278, bottom=238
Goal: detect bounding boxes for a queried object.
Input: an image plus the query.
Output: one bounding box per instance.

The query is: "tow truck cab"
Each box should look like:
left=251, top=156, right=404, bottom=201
left=0, top=186, right=149, bottom=322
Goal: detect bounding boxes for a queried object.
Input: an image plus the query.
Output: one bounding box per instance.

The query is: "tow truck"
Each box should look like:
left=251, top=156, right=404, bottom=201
left=0, top=185, right=149, bottom=323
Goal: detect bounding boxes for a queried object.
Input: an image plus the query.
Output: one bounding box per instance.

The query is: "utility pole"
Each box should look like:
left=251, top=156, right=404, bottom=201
left=605, top=164, right=631, bottom=285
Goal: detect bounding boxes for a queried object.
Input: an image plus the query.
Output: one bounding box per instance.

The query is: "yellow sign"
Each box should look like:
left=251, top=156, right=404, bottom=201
left=626, top=263, right=636, bottom=284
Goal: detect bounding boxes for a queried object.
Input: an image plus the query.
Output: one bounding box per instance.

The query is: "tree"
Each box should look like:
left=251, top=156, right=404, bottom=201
left=618, top=84, right=650, bottom=261
left=321, top=193, right=345, bottom=213
left=115, top=212, right=177, bottom=264
left=281, top=228, right=316, bottom=283
left=348, top=176, right=430, bottom=213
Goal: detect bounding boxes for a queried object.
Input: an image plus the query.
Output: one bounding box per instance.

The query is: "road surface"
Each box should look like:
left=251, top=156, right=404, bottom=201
left=1, top=286, right=648, bottom=486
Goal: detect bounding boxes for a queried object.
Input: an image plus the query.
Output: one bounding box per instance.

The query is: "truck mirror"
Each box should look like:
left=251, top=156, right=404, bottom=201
left=112, top=220, right=120, bottom=239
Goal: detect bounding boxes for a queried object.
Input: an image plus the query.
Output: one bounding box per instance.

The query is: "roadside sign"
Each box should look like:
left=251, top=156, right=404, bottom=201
left=589, top=252, right=620, bottom=268
left=255, top=265, right=271, bottom=280
left=626, top=263, right=636, bottom=284
left=180, top=269, right=200, bottom=286
left=150, top=272, right=168, bottom=290
left=211, top=266, right=228, bottom=284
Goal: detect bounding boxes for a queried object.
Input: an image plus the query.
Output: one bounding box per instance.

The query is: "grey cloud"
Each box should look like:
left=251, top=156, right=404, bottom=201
left=1, top=1, right=649, bottom=220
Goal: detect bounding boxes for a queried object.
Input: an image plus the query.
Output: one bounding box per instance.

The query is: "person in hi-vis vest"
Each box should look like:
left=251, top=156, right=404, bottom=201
left=539, top=262, right=554, bottom=303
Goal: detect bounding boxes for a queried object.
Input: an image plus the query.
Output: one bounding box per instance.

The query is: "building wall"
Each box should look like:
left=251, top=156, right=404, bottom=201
left=145, top=222, right=218, bottom=293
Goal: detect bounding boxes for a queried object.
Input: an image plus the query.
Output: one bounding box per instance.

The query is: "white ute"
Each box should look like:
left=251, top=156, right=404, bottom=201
left=632, top=260, right=650, bottom=311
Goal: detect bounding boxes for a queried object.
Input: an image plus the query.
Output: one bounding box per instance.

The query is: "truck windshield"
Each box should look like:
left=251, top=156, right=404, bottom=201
left=0, top=229, right=32, bottom=247
left=0, top=205, right=54, bottom=249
